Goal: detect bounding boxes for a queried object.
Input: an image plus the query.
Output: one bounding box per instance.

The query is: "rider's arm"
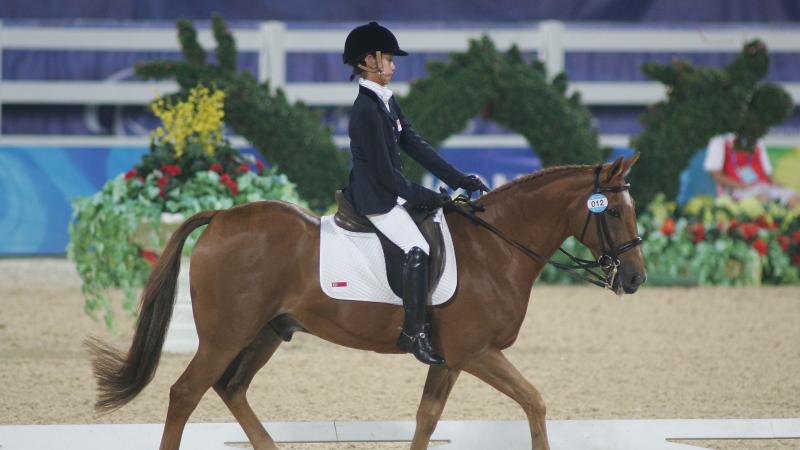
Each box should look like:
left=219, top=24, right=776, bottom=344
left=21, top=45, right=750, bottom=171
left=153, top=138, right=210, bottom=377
left=393, top=100, right=465, bottom=189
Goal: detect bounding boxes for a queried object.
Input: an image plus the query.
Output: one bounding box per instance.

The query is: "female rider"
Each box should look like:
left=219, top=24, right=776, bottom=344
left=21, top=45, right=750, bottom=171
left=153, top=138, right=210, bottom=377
left=341, top=22, right=488, bottom=365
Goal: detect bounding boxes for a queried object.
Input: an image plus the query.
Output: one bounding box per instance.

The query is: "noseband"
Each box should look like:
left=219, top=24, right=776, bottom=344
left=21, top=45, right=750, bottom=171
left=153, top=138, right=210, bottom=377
left=451, top=164, right=643, bottom=291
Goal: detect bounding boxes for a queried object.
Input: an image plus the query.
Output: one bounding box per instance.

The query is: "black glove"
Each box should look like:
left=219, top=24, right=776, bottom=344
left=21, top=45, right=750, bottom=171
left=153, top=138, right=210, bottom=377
left=414, top=188, right=452, bottom=211
left=459, top=174, right=490, bottom=193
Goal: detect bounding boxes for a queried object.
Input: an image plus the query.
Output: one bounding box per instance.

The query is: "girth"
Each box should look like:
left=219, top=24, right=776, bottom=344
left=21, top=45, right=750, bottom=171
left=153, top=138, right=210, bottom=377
left=333, top=191, right=446, bottom=298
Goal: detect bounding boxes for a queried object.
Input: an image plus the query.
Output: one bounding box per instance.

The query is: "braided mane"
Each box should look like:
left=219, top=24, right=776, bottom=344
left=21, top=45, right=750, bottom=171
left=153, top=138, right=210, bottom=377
left=481, top=164, right=594, bottom=200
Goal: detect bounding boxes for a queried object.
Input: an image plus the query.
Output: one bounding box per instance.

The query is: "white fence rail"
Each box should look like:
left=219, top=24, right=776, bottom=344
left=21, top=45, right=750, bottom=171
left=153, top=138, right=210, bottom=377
left=1, top=20, right=799, bottom=145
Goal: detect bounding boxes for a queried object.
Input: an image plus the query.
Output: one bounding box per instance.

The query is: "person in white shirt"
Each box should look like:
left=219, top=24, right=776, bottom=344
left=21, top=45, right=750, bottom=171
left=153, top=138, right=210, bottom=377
left=703, top=133, right=799, bottom=207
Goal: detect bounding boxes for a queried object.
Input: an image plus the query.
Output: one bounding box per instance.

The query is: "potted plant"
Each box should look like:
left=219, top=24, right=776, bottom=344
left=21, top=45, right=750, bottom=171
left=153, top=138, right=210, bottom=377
left=69, top=85, right=305, bottom=329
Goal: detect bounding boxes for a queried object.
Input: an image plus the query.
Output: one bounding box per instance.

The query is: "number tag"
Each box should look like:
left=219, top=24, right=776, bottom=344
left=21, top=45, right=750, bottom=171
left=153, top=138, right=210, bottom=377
left=587, top=193, right=608, bottom=213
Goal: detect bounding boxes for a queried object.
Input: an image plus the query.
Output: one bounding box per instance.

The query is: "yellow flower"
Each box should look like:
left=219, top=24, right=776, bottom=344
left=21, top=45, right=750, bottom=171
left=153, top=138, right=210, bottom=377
left=684, top=195, right=713, bottom=216
left=737, top=197, right=764, bottom=219
left=149, top=86, right=226, bottom=159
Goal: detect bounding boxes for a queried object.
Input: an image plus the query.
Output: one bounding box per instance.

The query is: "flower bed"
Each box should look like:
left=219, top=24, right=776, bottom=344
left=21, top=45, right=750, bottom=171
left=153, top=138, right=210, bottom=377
left=68, top=86, right=305, bottom=327
left=641, top=195, right=799, bottom=285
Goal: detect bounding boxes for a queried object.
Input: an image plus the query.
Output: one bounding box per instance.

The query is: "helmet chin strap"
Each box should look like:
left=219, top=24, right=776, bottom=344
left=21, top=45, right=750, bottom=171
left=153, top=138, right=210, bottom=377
left=357, top=50, right=388, bottom=84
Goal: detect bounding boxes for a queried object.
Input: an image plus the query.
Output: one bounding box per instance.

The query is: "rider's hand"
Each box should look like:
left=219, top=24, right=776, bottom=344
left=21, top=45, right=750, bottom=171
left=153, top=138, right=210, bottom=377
left=459, top=174, right=490, bottom=193
left=415, top=189, right=452, bottom=211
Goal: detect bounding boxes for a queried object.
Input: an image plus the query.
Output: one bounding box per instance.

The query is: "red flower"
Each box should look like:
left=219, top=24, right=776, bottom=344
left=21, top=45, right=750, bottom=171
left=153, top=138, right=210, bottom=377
left=162, top=164, right=181, bottom=177
left=792, top=230, right=800, bottom=245
left=756, top=215, right=767, bottom=228
left=238, top=163, right=249, bottom=173
left=124, top=168, right=138, bottom=180
left=139, top=176, right=145, bottom=183
left=736, top=223, right=760, bottom=241
left=210, top=163, right=224, bottom=173
left=728, top=218, right=739, bottom=232
left=157, top=176, right=169, bottom=198
left=752, top=239, right=768, bottom=257
left=256, top=159, right=265, bottom=175
left=219, top=173, right=239, bottom=197
left=660, top=217, right=676, bottom=237
left=777, top=235, right=790, bottom=252
left=687, top=223, right=705, bottom=243
left=793, top=254, right=800, bottom=267
left=140, top=249, right=159, bottom=267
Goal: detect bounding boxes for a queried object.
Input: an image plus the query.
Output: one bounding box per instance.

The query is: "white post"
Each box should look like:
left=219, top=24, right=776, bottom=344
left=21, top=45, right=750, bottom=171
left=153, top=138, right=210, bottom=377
left=259, top=21, right=286, bottom=92
left=539, top=20, right=565, bottom=80
left=163, top=257, right=198, bottom=353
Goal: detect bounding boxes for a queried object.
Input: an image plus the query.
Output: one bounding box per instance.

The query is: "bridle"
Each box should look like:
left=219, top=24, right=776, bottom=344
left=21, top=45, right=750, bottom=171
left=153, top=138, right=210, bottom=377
left=571, top=164, right=643, bottom=288
left=449, top=164, right=643, bottom=291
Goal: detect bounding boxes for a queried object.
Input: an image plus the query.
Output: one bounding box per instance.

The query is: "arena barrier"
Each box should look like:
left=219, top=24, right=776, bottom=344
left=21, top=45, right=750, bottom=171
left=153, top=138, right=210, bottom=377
left=2, top=419, right=799, bottom=449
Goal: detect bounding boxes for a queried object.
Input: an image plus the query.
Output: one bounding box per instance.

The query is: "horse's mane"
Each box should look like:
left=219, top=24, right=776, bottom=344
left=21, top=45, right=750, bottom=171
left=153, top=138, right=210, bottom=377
left=481, top=164, right=593, bottom=200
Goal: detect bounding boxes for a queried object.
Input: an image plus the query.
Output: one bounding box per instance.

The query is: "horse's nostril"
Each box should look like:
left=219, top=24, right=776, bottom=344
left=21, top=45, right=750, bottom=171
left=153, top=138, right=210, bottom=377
left=630, top=273, right=643, bottom=287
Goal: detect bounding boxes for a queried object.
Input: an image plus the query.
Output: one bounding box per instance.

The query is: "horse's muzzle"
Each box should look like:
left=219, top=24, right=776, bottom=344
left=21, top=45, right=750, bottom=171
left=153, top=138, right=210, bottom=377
left=622, top=271, right=646, bottom=294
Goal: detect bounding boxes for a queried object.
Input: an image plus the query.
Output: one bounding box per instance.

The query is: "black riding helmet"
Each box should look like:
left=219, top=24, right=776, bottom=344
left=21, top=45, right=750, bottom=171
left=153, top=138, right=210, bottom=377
left=342, top=21, right=408, bottom=66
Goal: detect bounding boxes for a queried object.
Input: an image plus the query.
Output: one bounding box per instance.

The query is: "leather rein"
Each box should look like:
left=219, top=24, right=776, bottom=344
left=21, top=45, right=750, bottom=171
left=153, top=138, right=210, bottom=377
left=448, top=165, right=643, bottom=291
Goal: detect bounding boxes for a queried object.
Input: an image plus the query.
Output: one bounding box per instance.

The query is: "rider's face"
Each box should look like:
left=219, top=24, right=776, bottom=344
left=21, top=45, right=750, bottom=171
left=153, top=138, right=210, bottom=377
left=365, top=53, right=395, bottom=85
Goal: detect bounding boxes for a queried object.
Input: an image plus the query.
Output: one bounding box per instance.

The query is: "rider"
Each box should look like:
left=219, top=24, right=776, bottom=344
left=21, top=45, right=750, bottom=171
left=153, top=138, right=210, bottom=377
left=342, top=22, right=488, bottom=365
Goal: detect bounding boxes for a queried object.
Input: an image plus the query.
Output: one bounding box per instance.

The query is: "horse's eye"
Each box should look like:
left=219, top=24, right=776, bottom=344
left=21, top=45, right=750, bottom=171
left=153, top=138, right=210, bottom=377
left=608, top=208, right=621, bottom=218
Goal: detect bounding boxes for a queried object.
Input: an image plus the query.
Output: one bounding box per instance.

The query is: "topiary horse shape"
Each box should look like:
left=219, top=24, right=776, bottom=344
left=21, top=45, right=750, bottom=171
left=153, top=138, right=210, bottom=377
left=630, top=39, right=794, bottom=207
left=400, top=36, right=603, bottom=180
left=136, top=15, right=348, bottom=211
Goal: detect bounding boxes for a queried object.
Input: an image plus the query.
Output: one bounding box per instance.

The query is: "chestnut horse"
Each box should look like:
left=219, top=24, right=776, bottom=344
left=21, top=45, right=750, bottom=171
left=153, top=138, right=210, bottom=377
left=88, top=155, right=645, bottom=450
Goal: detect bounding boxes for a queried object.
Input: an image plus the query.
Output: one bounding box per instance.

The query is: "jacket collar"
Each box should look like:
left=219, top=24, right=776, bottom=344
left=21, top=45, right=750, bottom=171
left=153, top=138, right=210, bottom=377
left=358, top=85, right=397, bottom=121
left=359, top=78, right=393, bottom=103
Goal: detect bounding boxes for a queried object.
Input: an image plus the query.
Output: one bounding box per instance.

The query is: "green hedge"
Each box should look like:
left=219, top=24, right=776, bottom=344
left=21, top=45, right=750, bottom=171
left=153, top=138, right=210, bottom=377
left=401, top=36, right=603, bottom=180
left=630, top=40, right=794, bottom=207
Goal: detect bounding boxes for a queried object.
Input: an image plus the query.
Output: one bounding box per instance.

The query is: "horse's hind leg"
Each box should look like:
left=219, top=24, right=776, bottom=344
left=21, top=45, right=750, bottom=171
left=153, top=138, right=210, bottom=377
left=410, top=365, right=460, bottom=450
left=463, top=350, right=550, bottom=450
left=213, top=326, right=283, bottom=450
left=159, top=344, right=244, bottom=450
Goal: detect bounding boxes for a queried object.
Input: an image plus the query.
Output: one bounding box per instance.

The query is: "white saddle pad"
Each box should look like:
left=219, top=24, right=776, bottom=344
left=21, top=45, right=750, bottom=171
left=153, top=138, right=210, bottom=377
left=319, top=209, right=457, bottom=306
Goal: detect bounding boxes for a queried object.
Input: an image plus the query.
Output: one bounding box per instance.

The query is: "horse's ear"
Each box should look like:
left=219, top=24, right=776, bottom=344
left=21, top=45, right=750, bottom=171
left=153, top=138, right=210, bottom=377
left=622, top=152, right=640, bottom=177
left=604, top=156, right=625, bottom=182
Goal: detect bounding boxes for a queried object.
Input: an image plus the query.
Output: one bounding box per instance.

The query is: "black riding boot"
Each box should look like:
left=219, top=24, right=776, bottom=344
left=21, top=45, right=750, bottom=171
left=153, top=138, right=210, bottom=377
left=396, top=247, right=445, bottom=365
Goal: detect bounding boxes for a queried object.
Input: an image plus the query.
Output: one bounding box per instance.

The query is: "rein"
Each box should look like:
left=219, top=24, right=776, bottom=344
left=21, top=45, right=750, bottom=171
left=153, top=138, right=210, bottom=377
left=449, top=165, right=643, bottom=291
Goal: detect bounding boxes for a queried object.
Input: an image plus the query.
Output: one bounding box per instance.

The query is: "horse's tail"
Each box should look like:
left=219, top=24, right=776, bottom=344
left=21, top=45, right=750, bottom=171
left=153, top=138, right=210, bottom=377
left=86, top=210, right=217, bottom=413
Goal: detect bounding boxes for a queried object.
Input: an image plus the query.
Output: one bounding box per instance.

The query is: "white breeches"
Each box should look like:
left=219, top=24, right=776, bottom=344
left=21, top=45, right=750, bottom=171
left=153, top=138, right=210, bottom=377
left=366, top=204, right=430, bottom=255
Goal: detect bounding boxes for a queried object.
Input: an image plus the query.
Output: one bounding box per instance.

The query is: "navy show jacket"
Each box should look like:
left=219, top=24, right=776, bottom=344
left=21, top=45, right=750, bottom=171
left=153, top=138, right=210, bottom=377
left=345, top=85, right=464, bottom=215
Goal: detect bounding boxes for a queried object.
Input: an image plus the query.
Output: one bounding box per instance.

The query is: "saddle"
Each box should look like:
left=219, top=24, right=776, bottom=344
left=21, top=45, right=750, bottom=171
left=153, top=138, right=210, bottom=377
left=333, top=191, right=446, bottom=298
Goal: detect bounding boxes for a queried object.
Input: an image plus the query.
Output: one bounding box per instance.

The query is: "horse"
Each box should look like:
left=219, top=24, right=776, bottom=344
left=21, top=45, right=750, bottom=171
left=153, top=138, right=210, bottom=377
left=87, top=154, right=646, bottom=450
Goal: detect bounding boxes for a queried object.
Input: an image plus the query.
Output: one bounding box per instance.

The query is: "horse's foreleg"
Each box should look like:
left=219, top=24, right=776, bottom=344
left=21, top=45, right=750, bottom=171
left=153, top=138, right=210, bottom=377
left=213, top=326, right=283, bottom=450
left=410, top=365, right=461, bottom=450
left=463, top=350, right=550, bottom=450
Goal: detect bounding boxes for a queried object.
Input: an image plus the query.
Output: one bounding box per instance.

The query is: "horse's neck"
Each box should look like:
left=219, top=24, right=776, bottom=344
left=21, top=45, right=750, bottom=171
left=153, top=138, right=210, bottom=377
left=475, top=172, right=582, bottom=303
left=482, top=173, right=578, bottom=254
